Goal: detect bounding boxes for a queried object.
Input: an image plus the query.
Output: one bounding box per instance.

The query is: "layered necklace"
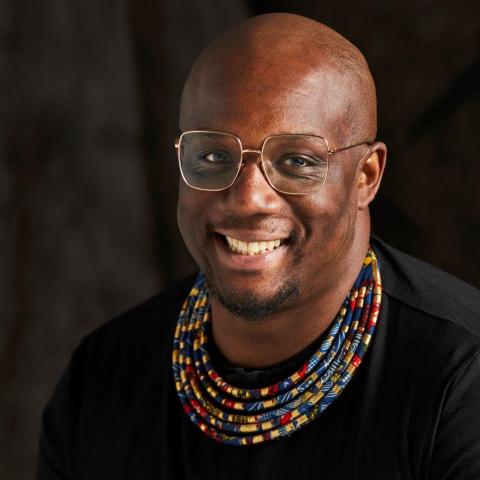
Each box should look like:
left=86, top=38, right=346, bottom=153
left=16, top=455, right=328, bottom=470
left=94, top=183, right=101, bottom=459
left=172, top=248, right=382, bottom=446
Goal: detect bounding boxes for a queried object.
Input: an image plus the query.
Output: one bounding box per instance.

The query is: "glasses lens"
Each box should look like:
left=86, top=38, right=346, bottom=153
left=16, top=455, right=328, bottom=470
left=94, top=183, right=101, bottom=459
left=178, top=132, right=242, bottom=190
left=262, top=135, right=329, bottom=194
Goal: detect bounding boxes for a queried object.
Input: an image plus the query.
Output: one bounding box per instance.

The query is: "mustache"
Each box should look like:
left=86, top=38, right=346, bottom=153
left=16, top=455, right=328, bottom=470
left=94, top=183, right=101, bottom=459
left=206, top=213, right=298, bottom=239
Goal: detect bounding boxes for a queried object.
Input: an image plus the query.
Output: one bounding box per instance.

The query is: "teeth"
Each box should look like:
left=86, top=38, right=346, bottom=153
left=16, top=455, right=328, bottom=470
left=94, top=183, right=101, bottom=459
left=225, top=236, right=283, bottom=255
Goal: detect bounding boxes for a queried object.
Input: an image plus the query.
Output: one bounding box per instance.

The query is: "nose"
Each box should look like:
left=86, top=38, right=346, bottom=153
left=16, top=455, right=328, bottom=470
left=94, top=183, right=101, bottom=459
left=221, top=152, right=283, bottom=216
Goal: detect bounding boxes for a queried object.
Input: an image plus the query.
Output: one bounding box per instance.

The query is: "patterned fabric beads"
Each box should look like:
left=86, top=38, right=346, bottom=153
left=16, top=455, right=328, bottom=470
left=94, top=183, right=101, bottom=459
left=172, top=248, right=382, bottom=446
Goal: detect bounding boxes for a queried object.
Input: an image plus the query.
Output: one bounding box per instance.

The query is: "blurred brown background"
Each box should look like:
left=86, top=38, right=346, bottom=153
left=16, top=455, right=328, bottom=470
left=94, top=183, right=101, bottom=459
left=1, top=1, right=479, bottom=478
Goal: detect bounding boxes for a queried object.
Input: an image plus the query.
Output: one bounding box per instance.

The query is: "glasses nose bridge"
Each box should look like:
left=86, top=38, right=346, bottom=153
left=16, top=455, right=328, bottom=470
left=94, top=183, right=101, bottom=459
left=238, top=147, right=267, bottom=175
left=232, top=145, right=278, bottom=194
left=241, top=147, right=262, bottom=158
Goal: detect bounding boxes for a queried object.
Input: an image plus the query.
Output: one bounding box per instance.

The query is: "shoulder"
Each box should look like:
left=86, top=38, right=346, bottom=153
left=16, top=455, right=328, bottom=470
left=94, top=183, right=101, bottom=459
left=372, top=236, right=480, bottom=346
left=78, top=273, right=197, bottom=358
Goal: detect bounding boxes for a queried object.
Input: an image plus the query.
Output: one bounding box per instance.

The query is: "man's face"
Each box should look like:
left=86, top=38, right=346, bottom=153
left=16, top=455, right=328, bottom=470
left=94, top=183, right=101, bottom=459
left=177, top=70, right=364, bottom=320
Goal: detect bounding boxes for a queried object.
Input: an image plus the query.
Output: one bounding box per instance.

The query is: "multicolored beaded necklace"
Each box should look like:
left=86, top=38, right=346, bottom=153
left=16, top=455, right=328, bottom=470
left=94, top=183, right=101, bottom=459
left=172, top=248, right=382, bottom=446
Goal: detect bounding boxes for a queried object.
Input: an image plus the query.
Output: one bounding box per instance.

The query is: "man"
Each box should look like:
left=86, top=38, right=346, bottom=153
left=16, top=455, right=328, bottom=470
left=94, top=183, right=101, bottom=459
left=37, top=13, right=480, bottom=479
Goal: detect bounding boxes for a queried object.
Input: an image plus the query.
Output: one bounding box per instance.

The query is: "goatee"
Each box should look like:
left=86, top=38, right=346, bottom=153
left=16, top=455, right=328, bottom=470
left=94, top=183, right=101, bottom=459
left=204, top=273, right=300, bottom=322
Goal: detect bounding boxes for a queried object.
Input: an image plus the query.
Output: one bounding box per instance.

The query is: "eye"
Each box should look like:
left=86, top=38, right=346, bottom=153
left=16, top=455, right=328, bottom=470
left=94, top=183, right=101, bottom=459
left=198, top=151, right=230, bottom=163
left=278, top=154, right=322, bottom=168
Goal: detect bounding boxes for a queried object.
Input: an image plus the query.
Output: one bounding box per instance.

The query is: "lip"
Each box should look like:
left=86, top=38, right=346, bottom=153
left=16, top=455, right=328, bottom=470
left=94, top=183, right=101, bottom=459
left=213, top=233, right=288, bottom=272
left=215, top=229, right=289, bottom=243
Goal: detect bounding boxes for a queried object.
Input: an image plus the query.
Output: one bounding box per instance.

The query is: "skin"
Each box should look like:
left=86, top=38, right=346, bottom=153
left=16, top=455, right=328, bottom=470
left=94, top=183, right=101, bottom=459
left=177, top=13, right=387, bottom=368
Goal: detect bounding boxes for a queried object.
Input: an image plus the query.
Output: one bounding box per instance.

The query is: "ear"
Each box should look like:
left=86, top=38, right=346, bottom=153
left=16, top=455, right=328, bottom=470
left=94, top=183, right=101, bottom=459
left=357, top=142, right=387, bottom=210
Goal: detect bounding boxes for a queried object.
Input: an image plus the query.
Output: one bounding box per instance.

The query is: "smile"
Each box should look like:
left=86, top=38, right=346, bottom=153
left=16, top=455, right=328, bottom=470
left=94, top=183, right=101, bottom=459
left=225, top=235, right=283, bottom=255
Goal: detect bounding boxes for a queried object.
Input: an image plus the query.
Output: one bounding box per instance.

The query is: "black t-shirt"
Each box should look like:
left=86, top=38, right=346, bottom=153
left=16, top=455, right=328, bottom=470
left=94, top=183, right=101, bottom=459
left=36, top=238, right=480, bottom=479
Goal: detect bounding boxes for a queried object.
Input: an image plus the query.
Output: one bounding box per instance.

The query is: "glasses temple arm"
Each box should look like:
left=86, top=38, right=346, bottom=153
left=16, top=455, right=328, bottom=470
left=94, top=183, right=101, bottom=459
left=328, top=141, right=373, bottom=155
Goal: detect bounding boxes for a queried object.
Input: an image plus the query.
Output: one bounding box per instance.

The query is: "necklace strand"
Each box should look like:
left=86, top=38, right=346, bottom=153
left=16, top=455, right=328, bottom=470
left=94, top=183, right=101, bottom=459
left=172, top=248, right=382, bottom=445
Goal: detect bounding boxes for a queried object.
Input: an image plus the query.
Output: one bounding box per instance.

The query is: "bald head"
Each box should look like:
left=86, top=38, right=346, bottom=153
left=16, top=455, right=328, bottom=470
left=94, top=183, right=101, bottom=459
left=180, top=13, right=377, bottom=145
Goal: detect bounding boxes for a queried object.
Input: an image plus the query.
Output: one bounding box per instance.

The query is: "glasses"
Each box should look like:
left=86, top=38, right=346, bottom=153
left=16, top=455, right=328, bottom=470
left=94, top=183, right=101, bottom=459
left=175, top=130, right=371, bottom=195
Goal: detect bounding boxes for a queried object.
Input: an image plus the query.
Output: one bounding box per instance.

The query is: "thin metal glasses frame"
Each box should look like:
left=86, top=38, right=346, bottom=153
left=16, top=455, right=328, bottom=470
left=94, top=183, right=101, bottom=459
left=174, top=130, right=371, bottom=195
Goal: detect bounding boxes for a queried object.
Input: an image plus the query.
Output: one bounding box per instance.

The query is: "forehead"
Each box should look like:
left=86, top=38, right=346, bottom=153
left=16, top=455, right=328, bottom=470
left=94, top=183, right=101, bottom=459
left=180, top=67, right=351, bottom=148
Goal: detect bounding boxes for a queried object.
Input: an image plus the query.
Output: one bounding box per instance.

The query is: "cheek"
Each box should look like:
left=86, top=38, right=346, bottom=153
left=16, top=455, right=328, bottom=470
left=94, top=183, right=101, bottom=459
left=177, top=184, right=206, bottom=261
left=327, top=161, right=359, bottom=214
left=300, top=170, right=358, bottom=244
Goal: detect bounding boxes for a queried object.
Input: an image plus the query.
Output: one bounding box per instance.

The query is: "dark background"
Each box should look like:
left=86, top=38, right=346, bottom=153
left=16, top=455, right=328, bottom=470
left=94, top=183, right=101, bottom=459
left=1, top=1, right=479, bottom=478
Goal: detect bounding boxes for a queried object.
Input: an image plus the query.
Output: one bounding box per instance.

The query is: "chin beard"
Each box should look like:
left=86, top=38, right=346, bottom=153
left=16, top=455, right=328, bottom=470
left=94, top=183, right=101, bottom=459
left=204, top=272, right=300, bottom=322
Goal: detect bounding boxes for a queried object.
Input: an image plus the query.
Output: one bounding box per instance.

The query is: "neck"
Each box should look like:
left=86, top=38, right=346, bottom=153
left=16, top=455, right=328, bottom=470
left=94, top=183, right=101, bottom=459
left=210, top=226, right=371, bottom=369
